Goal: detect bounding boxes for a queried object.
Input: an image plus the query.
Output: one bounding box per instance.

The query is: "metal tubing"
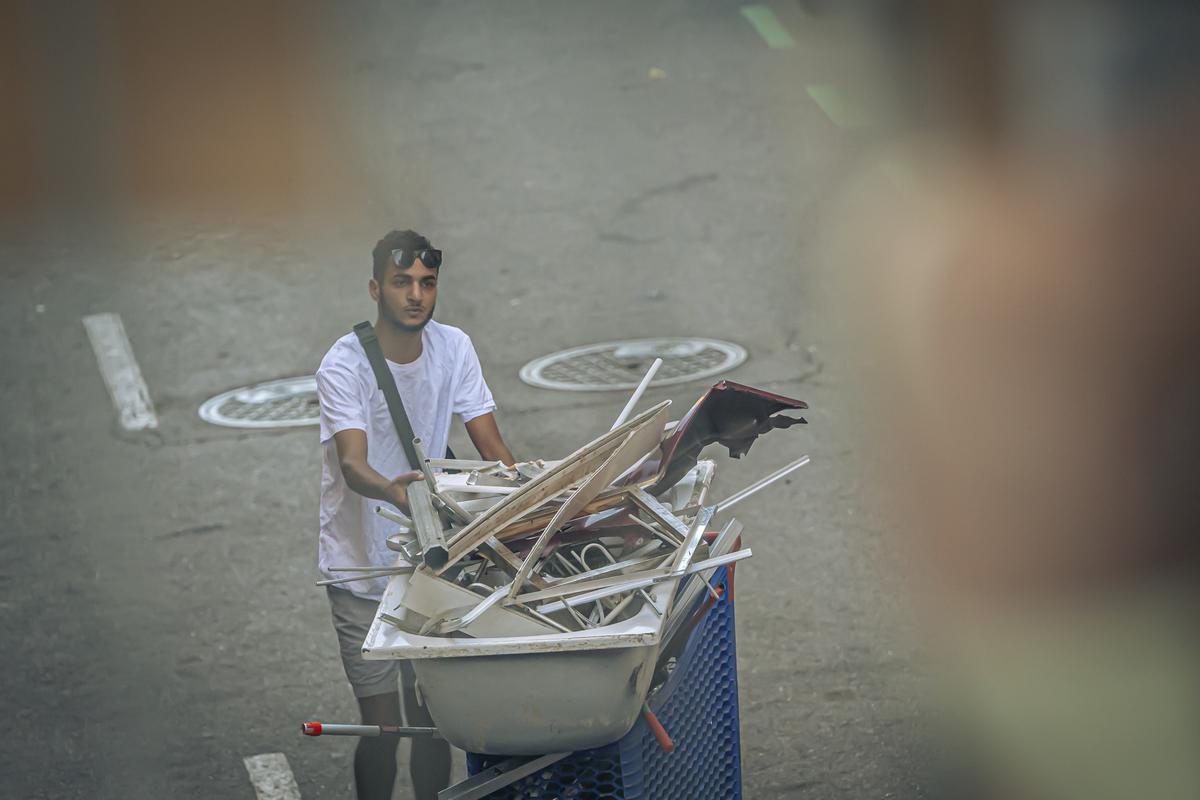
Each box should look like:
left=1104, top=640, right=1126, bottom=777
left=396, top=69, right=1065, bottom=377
left=438, top=753, right=571, bottom=800
left=578, top=542, right=659, bottom=617
left=329, top=565, right=409, bottom=572
left=610, top=357, right=663, bottom=430
left=540, top=552, right=664, bottom=587
left=714, top=455, right=811, bottom=513
left=511, top=554, right=674, bottom=605
left=629, top=489, right=689, bottom=543
left=425, top=458, right=506, bottom=471
left=628, top=514, right=685, bottom=548
left=533, top=548, right=753, bottom=613
left=407, top=482, right=450, bottom=570
left=671, top=505, right=715, bottom=575
left=375, top=505, right=411, bottom=527
left=414, top=437, right=475, bottom=525
left=316, top=567, right=414, bottom=586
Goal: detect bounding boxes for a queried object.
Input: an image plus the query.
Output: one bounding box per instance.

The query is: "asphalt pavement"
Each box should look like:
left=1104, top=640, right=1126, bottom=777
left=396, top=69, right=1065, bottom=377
left=1, top=2, right=927, bottom=797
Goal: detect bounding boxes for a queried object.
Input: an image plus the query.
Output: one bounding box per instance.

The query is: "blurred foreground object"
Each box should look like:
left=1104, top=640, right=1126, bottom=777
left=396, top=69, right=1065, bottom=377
left=838, top=2, right=1200, bottom=798
left=1, top=0, right=351, bottom=222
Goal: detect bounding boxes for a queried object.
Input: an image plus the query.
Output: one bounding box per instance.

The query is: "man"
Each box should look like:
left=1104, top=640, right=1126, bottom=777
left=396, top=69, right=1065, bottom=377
left=316, top=229, right=515, bottom=800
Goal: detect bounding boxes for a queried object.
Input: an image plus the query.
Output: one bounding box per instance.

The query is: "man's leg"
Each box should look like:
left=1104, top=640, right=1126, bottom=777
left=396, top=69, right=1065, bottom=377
left=400, top=664, right=451, bottom=800
left=354, top=692, right=403, bottom=800
left=327, top=587, right=406, bottom=800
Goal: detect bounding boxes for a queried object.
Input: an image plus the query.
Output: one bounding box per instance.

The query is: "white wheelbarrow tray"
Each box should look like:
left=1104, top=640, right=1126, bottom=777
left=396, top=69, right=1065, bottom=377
left=361, top=463, right=713, bottom=756
left=362, top=569, right=674, bottom=755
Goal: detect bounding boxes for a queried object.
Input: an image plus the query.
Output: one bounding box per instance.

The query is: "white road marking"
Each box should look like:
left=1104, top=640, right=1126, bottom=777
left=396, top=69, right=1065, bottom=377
left=243, top=752, right=302, bottom=800
left=82, top=312, right=159, bottom=431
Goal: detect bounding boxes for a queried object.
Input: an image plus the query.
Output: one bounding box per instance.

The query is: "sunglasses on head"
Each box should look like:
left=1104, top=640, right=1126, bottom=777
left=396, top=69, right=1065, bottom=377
left=391, top=248, right=442, bottom=269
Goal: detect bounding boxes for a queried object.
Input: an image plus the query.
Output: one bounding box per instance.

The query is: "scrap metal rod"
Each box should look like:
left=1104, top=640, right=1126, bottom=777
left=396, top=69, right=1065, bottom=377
left=316, top=567, right=414, bottom=586
left=438, top=753, right=571, bottom=800
left=414, top=436, right=475, bottom=525
left=407, top=482, right=450, bottom=570
left=610, top=357, right=663, bottom=430
left=667, top=455, right=813, bottom=520
left=715, top=455, right=811, bottom=512
left=532, top=548, right=753, bottom=613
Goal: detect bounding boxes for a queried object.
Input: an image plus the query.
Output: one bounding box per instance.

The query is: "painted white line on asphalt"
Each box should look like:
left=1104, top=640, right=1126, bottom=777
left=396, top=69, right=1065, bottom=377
left=82, top=312, right=159, bottom=431
left=243, top=753, right=303, bottom=800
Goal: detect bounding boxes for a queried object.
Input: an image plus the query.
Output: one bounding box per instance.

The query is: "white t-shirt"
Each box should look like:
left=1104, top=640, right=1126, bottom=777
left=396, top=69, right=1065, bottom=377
left=316, top=320, right=496, bottom=599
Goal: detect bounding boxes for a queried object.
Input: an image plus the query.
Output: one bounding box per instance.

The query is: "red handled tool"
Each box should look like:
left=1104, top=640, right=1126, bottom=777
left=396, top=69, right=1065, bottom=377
left=302, top=721, right=441, bottom=738
left=642, top=703, right=675, bottom=753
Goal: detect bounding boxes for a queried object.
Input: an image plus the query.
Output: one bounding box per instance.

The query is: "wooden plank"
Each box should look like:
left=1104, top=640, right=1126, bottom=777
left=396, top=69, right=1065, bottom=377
left=506, top=403, right=670, bottom=599
left=440, top=444, right=617, bottom=569
left=492, top=487, right=634, bottom=541
left=503, top=439, right=631, bottom=600
left=438, top=401, right=670, bottom=571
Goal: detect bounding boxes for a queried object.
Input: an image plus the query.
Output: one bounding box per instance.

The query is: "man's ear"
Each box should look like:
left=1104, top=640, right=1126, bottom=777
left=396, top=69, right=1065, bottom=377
left=368, top=277, right=380, bottom=302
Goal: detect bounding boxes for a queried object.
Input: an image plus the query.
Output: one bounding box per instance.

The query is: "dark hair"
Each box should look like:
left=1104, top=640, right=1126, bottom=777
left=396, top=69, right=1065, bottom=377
left=372, top=229, right=432, bottom=280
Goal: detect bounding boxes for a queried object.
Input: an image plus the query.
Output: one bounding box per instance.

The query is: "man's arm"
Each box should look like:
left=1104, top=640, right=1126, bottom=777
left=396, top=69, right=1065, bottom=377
left=332, top=428, right=423, bottom=513
left=464, top=412, right=515, bottom=466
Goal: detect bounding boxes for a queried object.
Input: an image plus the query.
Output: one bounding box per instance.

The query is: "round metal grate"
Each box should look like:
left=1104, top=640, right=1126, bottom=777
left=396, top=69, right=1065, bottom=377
left=519, top=338, right=748, bottom=392
left=198, top=376, right=319, bottom=428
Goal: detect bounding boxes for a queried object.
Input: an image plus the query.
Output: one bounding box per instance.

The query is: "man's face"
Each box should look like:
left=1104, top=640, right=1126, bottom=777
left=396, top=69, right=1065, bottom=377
left=370, top=256, right=439, bottom=332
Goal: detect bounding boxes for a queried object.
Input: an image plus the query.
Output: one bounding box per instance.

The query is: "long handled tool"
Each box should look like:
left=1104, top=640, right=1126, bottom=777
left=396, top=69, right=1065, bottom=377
left=302, top=721, right=441, bottom=738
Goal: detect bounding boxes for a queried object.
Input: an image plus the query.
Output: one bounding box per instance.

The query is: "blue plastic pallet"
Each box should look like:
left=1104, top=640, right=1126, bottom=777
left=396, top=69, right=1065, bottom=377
left=466, top=565, right=742, bottom=800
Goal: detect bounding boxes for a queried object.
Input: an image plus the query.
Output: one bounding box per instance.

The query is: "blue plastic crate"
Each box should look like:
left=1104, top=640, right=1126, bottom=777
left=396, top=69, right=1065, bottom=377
left=466, top=565, right=742, bottom=799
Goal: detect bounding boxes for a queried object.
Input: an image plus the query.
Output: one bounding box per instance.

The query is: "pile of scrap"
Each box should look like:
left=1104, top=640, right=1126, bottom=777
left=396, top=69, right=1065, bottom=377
left=362, top=380, right=809, bottom=641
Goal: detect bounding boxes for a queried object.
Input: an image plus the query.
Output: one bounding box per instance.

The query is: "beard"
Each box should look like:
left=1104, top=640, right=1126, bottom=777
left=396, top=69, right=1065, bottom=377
left=380, top=295, right=435, bottom=332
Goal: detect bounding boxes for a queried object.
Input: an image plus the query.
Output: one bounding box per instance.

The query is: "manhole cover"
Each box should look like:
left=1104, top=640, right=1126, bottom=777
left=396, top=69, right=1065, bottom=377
left=519, top=338, right=748, bottom=392
left=198, top=376, right=319, bottom=428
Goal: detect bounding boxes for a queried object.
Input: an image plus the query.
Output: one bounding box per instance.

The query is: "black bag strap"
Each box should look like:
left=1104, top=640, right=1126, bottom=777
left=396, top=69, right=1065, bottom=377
left=353, top=321, right=422, bottom=469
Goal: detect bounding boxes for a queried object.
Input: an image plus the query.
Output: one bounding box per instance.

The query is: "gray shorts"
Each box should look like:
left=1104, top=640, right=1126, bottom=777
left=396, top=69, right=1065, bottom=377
left=327, top=586, right=415, bottom=698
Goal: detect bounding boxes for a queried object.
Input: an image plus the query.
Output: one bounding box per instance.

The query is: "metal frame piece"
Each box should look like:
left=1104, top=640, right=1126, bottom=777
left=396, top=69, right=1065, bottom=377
left=506, top=403, right=668, bottom=601
left=577, top=542, right=660, bottom=617
left=533, top=548, right=753, bottom=614
left=508, top=554, right=675, bottom=606
left=316, top=566, right=414, bottom=587
left=414, top=437, right=476, bottom=526
left=440, top=401, right=671, bottom=571
left=671, top=505, right=715, bottom=574
left=627, top=506, right=685, bottom=548
left=540, top=551, right=665, bottom=588
left=628, top=489, right=689, bottom=543
left=660, top=518, right=743, bottom=649
left=425, top=458, right=506, bottom=471
left=407, top=482, right=450, bottom=570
